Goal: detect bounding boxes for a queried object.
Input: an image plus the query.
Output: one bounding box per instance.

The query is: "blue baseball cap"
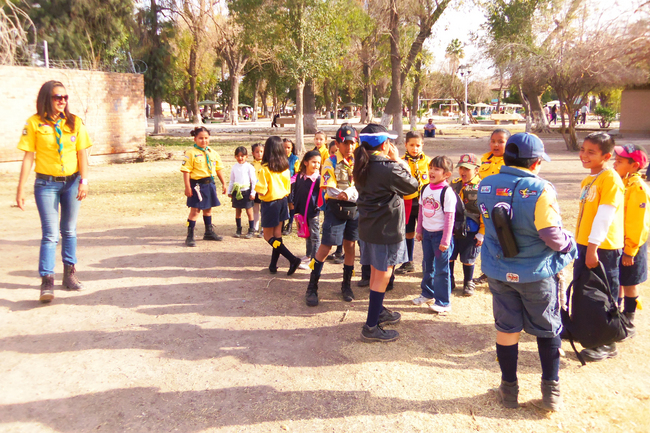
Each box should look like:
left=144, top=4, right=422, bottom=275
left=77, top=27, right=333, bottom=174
left=504, top=132, right=551, bottom=162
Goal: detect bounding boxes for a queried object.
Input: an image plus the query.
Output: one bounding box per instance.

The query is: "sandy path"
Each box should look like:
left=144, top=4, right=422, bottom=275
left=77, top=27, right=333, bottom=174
left=1, top=133, right=649, bottom=432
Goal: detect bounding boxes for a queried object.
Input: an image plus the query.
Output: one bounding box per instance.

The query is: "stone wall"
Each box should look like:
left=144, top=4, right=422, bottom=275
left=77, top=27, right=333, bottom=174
left=0, top=66, right=145, bottom=165
left=620, top=88, right=650, bottom=136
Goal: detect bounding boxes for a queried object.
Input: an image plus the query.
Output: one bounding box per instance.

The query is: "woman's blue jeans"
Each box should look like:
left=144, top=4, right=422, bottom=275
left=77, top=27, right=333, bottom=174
left=34, top=175, right=81, bottom=276
left=421, top=229, right=453, bottom=306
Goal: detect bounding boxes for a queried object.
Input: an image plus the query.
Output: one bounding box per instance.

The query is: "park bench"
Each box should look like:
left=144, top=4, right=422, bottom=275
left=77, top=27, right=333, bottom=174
left=490, top=113, right=524, bottom=125
left=276, top=117, right=296, bottom=126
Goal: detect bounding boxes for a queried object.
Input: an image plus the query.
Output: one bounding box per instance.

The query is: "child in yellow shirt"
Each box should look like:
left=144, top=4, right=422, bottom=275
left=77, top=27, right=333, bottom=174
left=613, top=144, right=650, bottom=337
left=181, top=127, right=227, bottom=246
left=478, top=129, right=511, bottom=180
left=574, top=132, right=625, bottom=362
left=255, top=136, right=302, bottom=275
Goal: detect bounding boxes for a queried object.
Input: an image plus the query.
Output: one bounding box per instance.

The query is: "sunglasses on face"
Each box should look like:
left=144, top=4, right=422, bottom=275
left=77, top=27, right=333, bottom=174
left=52, top=94, right=69, bottom=102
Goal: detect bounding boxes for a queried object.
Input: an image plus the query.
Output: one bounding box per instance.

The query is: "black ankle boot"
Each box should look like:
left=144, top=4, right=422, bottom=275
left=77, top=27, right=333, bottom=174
left=341, top=265, right=354, bottom=302
left=204, top=224, right=223, bottom=241
left=306, top=272, right=320, bottom=307
left=185, top=227, right=196, bottom=247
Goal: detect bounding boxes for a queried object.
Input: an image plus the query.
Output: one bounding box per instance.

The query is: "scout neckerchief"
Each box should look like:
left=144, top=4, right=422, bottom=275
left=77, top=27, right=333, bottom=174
left=193, top=144, right=214, bottom=181
left=404, top=153, right=425, bottom=190
left=47, top=113, right=66, bottom=173
left=576, top=169, right=605, bottom=231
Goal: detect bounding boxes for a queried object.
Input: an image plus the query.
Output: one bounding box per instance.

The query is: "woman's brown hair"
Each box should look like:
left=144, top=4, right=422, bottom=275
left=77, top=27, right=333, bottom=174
left=36, top=80, right=75, bottom=130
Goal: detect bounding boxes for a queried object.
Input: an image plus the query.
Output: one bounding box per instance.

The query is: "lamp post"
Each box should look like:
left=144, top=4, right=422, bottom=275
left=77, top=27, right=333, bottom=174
left=458, top=65, right=471, bottom=125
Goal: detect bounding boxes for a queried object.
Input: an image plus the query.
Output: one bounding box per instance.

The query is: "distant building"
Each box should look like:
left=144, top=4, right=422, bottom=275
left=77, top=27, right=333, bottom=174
left=620, top=85, right=650, bottom=136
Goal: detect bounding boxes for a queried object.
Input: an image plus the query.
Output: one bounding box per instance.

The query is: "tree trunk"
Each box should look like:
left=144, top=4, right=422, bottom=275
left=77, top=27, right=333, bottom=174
left=362, top=62, right=373, bottom=123
left=188, top=45, right=201, bottom=125
left=261, top=88, right=268, bottom=118
left=521, top=83, right=550, bottom=133
left=382, top=0, right=403, bottom=143
left=303, top=78, right=317, bottom=134
left=410, top=60, right=421, bottom=131
left=295, top=79, right=305, bottom=154
left=230, top=71, right=241, bottom=126
left=519, top=85, right=532, bottom=133
left=252, top=77, right=260, bottom=122
left=332, top=86, right=338, bottom=126
left=153, top=95, right=165, bottom=134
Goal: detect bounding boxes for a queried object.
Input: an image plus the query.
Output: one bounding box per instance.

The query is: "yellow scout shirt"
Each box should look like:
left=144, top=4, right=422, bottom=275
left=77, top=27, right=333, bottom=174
left=180, top=146, right=224, bottom=180
left=622, top=172, right=650, bottom=257
left=254, top=165, right=291, bottom=201
left=17, top=114, right=92, bottom=176
left=478, top=151, right=504, bottom=179
left=402, top=153, right=431, bottom=200
left=321, top=150, right=354, bottom=200
left=576, top=168, right=624, bottom=249
left=315, top=144, right=329, bottom=168
left=252, top=160, right=263, bottom=180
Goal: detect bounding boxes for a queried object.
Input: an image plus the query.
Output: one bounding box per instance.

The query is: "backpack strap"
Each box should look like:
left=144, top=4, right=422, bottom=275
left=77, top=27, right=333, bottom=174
left=440, top=185, right=448, bottom=213
left=562, top=280, right=587, bottom=366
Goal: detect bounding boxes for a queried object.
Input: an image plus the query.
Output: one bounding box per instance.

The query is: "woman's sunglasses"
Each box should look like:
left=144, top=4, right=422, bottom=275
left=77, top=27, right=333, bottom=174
left=52, top=94, right=69, bottom=102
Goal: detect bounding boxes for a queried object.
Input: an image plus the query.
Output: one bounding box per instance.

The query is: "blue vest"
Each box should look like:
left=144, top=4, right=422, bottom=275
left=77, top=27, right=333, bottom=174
left=477, top=166, right=576, bottom=283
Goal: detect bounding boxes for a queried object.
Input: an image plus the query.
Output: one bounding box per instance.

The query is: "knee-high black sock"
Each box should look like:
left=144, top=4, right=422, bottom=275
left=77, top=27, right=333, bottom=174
left=366, top=290, right=385, bottom=328
left=406, top=237, right=414, bottom=262
left=361, top=264, right=371, bottom=280
left=537, top=336, right=561, bottom=381
left=187, top=219, right=196, bottom=229
left=449, top=260, right=455, bottom=278
left=267, top=237, right=281, bottom=270
left=203, top=215, right=212, bottom=228
left=463, top=264, right=475, bottom=283
left=624, top=296, right=638, bottom=313
left=275, top=237, right=297, bottom=262
left=288, top=209, right=295, bottom=225
left=236, top=218, right=242, bottom=229
left=496, top=343, right=518, bottom=383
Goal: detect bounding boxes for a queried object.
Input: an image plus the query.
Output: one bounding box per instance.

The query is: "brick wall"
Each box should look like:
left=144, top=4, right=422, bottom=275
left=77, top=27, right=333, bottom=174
left=0, top=66, right=145, bottom=165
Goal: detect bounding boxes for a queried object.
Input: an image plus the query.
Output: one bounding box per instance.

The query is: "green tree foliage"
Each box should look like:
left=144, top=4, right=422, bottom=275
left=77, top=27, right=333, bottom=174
left=26, top=0, right=135, bottom=63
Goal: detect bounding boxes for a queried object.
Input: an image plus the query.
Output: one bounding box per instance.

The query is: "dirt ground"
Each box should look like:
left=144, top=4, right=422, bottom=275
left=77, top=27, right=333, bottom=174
left=1, top=130, right=650, bottom=433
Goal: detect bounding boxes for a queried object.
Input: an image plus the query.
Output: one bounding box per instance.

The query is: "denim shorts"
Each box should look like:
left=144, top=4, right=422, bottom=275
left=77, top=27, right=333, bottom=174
left=359, top=240, right=408, bottom=272
left=320, top=205, right=359, bottom=246
left=451, top=231, right=481, bottom=264
left=620, top=242, right=648, bottom=286
left=488, top=275, right=562, bottom=338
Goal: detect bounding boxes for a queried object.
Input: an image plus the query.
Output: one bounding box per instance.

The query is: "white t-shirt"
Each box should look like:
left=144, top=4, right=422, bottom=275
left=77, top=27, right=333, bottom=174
left=419, top=184, right=457, bottom=232
left=228, top=162, right=257, bottom=195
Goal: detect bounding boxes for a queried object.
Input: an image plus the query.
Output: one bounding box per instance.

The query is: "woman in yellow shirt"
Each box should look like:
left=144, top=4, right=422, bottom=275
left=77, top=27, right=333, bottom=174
left=16, top=80, right=93, bottom=303
left=255, top=136, right=302, bottom=275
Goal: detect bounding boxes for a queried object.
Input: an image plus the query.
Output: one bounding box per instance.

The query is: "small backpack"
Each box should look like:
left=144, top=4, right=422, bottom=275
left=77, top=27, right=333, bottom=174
left=561, top=263, right=631, bottom=365
left=440, top=186, right=467, bottom=238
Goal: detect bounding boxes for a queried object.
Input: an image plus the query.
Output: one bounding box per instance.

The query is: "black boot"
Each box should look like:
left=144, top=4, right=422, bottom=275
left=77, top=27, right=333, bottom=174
left=63, top=264, right=84, bottom=291
left=306, top=272, right=320, bottom=307
left=39, top=274, right=54, bottom=303
left=185, top=226, right=196, bottom=247
left=204, top=224, right=223, bottom=241
left=341, top=265, right=355, bottom=302
left=306, top=259, right=324, bottom=306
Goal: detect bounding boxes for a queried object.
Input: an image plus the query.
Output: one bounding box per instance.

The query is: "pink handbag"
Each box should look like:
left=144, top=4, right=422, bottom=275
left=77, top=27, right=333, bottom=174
left=295, top=177, right=316, bottom=238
